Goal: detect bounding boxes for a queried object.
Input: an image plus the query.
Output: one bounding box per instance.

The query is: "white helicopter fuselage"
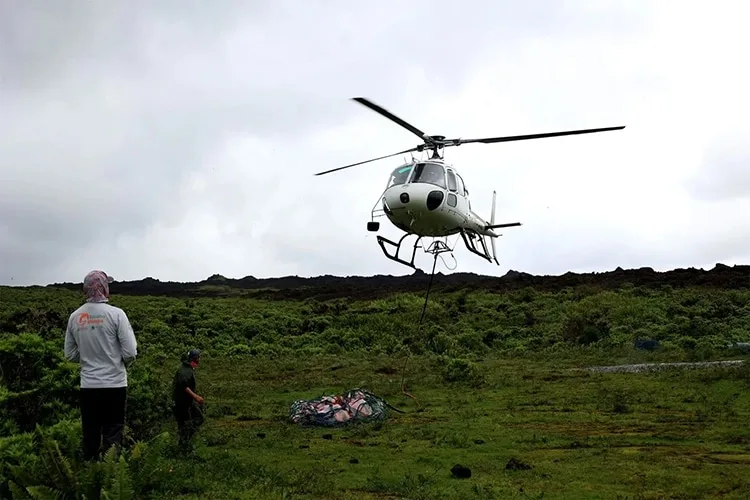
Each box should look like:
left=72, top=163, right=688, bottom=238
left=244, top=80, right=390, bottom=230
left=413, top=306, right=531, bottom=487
left=376, top=159, right=497, bottom=238
left=320, top=96, right=621, bottom=269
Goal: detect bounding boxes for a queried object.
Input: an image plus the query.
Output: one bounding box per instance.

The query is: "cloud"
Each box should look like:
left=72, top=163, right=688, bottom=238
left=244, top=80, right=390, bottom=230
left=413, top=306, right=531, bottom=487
left=687, top=129, right=750, bottom=203
left=1, top=1, right=749, bottom=286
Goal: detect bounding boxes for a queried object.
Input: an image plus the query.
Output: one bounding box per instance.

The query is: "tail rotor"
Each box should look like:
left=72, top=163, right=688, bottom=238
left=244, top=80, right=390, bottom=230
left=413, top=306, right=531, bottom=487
left=489, top=190, right=498, bottom=265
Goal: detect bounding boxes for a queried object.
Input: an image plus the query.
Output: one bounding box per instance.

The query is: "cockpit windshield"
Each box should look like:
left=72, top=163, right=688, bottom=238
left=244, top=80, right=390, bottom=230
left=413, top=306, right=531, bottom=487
left=411, top=162, right=446, bottom=189
left=388, top=164, right=413, bottom=187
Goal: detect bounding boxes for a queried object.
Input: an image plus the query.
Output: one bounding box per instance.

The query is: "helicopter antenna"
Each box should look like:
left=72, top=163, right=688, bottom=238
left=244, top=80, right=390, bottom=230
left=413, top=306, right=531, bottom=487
left=313, top=97, right=625, bottom=176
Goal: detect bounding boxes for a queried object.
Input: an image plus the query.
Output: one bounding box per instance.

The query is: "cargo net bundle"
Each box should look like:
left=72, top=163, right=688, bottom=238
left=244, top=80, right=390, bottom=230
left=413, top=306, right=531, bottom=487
left=289, top=388, right=389, bottom=427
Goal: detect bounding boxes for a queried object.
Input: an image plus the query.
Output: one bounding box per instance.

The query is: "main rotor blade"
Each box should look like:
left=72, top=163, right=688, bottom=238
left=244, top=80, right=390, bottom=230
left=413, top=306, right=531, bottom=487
left=452, top=126, right=626, bottom=145
left=314, top=146, right=418, bottom=176
left=352, top=97, right=432, bottom=143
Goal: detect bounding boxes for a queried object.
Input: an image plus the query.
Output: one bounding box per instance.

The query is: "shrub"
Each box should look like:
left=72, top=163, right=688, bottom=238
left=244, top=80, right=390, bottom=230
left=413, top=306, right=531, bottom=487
left=0, top=335, right=79, bottom=436
left=227, top=344, right=253, bottom=357
left=0, top=333, right=172, bottom=443
left=440, top=357, right=486, bottom=388
left=3, top=423, right=170, bottom=499
left=125, top=361, right=173, bottom=443
left=0, top=334, right=64, bottom=392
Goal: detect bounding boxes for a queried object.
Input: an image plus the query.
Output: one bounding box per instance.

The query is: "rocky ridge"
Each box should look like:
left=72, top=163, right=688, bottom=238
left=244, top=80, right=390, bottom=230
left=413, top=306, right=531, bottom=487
left=35, top=263, right=750, bottom=301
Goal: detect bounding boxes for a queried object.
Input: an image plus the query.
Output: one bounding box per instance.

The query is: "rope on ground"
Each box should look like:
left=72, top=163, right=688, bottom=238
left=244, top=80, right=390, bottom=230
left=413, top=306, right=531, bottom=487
left=399, top=251, right=440, bottom=409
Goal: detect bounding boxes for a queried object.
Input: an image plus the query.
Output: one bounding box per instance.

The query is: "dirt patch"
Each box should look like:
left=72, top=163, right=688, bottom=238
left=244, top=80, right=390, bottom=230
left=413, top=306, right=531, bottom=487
left=509, top=421, right=658, bottom=439
left=592, top=445, right=750, bottom=465
left=397, top=414, right=446, bottom=425
left=214, top=417, right=269, bottom=430
left=701, top=453, right=750, bottom=465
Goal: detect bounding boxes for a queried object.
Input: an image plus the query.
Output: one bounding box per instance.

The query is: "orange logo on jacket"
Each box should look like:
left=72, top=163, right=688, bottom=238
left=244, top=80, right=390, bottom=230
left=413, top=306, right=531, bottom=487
left=77, top=312, right=105, bottom=327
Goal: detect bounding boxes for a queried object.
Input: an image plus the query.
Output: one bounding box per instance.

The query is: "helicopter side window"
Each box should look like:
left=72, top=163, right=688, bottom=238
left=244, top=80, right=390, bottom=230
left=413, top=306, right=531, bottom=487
left=446, top=169, right=457, bottom=192
left=455, top=174, right=466, bottom=196
left=388, top=165, right=413, bottom=188
left=411, top=162, right=446, bottom=189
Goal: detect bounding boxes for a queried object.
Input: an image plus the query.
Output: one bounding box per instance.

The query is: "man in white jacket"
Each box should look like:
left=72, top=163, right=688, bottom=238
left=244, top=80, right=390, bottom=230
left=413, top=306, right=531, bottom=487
left=64, top=270, right=138, bottom=461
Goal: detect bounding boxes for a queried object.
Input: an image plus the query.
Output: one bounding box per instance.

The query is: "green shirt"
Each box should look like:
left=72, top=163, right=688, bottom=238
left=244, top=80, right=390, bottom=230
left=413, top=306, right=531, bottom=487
left=173, top=361, right=196, bottom=408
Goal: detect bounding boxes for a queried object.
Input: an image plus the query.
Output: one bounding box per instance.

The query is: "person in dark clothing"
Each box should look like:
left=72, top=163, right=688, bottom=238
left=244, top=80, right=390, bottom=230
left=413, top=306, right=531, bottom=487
left=172, top=349, right=205, bottom=451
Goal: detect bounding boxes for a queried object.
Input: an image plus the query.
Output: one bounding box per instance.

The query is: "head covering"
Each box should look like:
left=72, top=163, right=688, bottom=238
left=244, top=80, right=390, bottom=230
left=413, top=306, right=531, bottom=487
left=187, top=349, right=201, bottom=362
left=83, top=270, right=114, bottom=303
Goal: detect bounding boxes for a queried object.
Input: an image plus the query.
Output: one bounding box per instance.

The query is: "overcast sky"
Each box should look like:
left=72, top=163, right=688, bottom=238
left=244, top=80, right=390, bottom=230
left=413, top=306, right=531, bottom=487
left=2, top=0, right=749, bottom=286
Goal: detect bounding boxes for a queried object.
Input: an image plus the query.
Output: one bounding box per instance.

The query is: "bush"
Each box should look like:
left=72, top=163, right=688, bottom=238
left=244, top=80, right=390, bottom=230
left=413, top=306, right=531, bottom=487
left=2, top=423, right=171, bottom=500
left=0, top=333, right=172, bottom=443
left=0, top=334, right=64, bottom=392
left=440, top=357, right=486, bottom=388
left=0, top=419, right=82, bottom=498
left=125, top=361, right=173, bottom=443
left=227, top=343, right=253, bottom=357
left=0, top=335, right=79, bottom=436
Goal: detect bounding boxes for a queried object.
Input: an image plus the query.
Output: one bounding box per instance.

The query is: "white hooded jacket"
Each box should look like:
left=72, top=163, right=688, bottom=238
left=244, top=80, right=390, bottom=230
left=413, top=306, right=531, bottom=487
left=64, top=302, right=138, bottom=388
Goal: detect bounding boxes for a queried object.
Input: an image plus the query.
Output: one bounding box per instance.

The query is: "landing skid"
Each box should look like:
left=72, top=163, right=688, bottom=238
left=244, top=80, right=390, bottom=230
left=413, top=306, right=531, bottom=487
left=376, top=233, right=454, bottom=269
left=460, top=230, right=498, bottom=265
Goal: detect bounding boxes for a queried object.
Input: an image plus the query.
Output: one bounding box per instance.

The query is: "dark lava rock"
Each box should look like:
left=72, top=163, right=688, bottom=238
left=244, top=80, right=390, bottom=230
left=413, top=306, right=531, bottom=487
left=256, top=432, right=266, bottom=439
left=50, top=262, right=750, bottom=303
left=322, top=433, right=333, bottom=440
left=375, top=366, right=398, bottom=375
left=349, top=458, right=359, bottom=464
left=505, top=458, right=532, bottom=471
left=569, top=441, right=590, bottom=449
left=236, top=415, right=260, bottom=421
left=450, top=464, right=472, bottom=479
left=474, top=439, right=485, bottom=444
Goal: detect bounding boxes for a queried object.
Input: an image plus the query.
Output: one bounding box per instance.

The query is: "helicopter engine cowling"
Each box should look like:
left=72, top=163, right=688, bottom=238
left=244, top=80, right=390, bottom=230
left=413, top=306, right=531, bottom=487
left=381, top=183, right=462, bottom=237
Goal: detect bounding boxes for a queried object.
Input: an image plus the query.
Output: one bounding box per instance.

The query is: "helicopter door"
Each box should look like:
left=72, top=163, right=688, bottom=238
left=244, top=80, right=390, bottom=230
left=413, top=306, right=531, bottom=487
left=446, top=169, right=457, bottom=192
left=446, top=169, right=469, bottom=213
left=454, top=173, right=470, bottom=211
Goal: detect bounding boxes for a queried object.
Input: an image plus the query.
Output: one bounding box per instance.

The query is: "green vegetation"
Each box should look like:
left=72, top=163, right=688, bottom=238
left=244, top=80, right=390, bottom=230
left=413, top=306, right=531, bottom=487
left=1, top=282, right=750, bottom=498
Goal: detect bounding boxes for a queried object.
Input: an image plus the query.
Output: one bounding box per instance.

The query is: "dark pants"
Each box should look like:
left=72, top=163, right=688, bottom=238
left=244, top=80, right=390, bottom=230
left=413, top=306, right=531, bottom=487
left=80, top=387, right=127, bottom=461
left=173, top=401, right=204, bottom=450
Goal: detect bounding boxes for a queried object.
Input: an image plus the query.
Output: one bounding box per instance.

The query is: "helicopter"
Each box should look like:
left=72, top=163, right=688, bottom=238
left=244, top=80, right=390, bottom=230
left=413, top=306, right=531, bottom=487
left=314, top=97, right=625, bottom=270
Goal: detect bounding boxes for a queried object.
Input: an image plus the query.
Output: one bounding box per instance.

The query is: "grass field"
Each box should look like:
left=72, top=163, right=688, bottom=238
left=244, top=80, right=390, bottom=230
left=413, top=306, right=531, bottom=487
left=146, top=352, right=750, bottom=499
left=3, top=284, right=750, bottom=498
